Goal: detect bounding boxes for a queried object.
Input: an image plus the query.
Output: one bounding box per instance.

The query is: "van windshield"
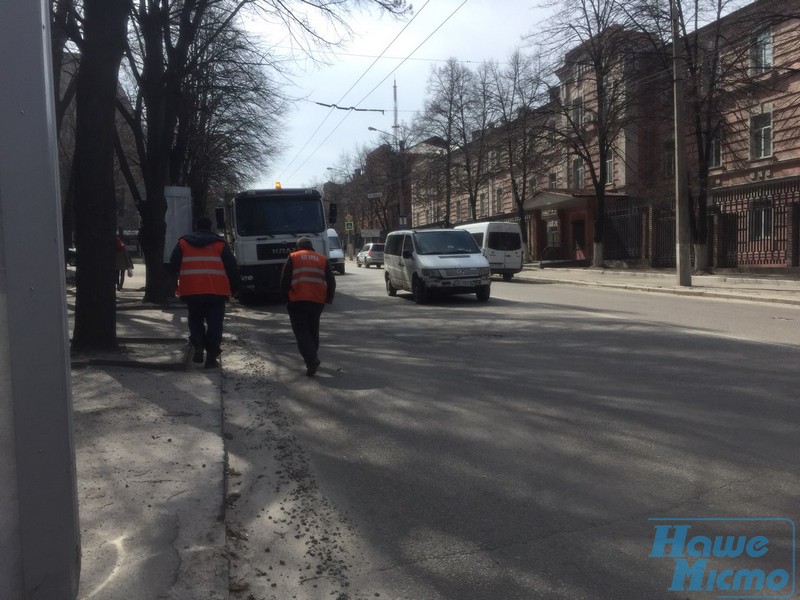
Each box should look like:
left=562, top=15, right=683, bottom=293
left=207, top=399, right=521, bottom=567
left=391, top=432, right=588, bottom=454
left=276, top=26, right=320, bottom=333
left=413, top=230, right=480, bottom=255
left=487, top=231, right=521, bottom=251
left=328, top=235, right=342, bottom=250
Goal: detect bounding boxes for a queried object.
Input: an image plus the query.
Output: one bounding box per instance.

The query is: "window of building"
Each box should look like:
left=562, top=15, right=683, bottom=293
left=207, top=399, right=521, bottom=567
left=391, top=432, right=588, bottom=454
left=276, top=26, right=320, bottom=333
left=494, top=187, right=504, bottom=214
left=479, top=192, right=488, bottom=217
left=706, top=132, right=722, bottom=168
left=604, top=151, right=614, bottom=185
left=572, top=157, right=584, bottom=188
left=456, top=200, right=462, bottom=222
left=749, top=200, right=773, bottom=240
left=547, top=219, right=559, bottom=247
left=548, top=172, right=557, bottom=189
left=750, top=110, right=772, bottom=160
left=663, top=139, right=675, bottom=179
left=602, top=76, right=615, bottom=114
left=572, top=96, right=585, bottom=127
left=750, top=29, right=773, bottom=75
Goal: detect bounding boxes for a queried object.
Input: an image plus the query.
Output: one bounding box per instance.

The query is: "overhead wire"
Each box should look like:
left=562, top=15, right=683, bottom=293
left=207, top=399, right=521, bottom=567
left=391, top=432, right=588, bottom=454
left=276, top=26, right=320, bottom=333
left=280, top=0, right=471, bottom=183
left=277, top=0, right=434, bottom=181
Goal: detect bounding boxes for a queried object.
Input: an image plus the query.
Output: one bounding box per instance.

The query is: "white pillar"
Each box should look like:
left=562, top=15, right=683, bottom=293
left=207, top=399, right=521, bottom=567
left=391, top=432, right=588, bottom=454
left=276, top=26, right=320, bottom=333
left=0, top=0, right=80, bottom=597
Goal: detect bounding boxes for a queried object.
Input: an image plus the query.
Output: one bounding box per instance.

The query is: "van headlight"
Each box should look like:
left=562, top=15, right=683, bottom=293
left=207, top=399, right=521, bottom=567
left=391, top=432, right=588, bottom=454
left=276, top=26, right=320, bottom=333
left=478, top=267, right=490, bottom=276
left=421, top=269, right=443, bottom=279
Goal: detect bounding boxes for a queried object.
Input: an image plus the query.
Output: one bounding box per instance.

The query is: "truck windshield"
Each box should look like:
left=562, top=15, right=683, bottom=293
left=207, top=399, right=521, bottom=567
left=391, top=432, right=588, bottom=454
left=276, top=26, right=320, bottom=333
left=414, top=230, right=480, bottom=255
left=235, top=194, right=325, bottom=236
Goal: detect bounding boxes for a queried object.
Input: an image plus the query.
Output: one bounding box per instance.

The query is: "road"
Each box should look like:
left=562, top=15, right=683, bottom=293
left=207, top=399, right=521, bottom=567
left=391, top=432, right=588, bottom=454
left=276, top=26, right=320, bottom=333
left=222, top=264, right=800, bottom=600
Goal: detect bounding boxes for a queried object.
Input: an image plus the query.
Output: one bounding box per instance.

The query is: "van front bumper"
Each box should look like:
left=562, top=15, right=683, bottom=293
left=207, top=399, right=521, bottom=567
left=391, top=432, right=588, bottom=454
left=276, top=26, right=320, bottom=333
left=422, top=275, right=490, bottom=291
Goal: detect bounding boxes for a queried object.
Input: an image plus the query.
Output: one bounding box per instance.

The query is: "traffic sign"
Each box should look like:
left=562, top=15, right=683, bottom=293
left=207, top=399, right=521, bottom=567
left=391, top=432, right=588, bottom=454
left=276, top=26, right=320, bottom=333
left=367, top=192, right=382, bottom=199
left=345, top=221, right=354, bottom=231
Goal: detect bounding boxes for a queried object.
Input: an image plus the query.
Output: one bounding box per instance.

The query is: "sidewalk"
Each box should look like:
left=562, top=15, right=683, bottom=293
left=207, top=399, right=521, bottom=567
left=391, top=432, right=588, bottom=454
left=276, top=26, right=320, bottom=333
left=514, top=264, right=800, bottom=307
left=66, top=260, right=800, bottom=599
left=68, top=263, right=229, bottom=600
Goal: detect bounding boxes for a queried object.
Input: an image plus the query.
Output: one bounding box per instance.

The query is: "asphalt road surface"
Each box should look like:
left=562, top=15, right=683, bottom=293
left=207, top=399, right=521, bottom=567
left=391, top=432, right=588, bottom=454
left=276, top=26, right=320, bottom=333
left=223, top=264, right=800, bottom=600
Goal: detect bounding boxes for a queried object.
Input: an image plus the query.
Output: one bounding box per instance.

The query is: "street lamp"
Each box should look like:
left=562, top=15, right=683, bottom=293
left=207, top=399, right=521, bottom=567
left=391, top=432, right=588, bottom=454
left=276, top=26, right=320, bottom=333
left=368, top=126, right=397, bottom=151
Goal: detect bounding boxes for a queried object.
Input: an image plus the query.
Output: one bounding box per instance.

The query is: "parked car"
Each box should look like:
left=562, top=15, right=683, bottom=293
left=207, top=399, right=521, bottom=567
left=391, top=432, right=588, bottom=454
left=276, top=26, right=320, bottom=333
left=327, top=228, right=345, bottom=274
left=356, top=242, right=384, bottom=268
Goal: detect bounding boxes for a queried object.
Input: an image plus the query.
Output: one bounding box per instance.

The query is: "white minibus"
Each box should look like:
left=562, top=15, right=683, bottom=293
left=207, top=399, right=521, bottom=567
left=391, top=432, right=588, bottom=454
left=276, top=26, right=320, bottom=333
left=454, top=221, right=523, bottom=281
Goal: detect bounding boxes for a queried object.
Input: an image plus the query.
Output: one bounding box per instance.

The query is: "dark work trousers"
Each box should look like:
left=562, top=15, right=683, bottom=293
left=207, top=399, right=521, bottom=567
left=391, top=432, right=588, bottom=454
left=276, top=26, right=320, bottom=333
left=287, top=301, right=325, bottom=367
left=185, top=297, right=226, bottom=357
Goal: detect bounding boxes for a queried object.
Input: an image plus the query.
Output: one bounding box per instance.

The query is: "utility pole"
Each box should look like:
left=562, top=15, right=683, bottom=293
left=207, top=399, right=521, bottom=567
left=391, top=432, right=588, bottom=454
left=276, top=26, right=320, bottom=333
left=671, top=0, right=692, bottom=286
left=0, top=0, right=81, bottom=597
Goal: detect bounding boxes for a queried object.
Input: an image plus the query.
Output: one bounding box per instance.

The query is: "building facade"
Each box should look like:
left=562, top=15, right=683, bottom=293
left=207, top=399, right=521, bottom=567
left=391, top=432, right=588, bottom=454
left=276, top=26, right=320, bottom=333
left=407, top=0, right=800, bottom=271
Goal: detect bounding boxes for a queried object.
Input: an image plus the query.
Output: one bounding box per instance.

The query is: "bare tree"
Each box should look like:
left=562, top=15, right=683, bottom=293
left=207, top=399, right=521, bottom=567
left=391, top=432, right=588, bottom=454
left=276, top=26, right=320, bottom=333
left=120, top=0, right=410, bottom=303
left=630, top=0, right=798, bottom=269
left=70, top=0, right=130, bottom=350
left=416, top=58, right=473, bottom=228
left=452, top=61, right=495, bottom=222
left=537, top=0, right=656, bottom=266
left=488, top=50, right=549, bottom=261
left=173, top=12, right=287, bottom=219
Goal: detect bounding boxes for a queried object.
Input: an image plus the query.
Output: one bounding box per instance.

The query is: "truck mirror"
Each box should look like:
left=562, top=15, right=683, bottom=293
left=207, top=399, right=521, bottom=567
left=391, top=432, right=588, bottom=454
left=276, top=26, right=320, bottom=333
left=215, top=206, right=225, bottom=230
left=328, top=203, right=338, bottom=225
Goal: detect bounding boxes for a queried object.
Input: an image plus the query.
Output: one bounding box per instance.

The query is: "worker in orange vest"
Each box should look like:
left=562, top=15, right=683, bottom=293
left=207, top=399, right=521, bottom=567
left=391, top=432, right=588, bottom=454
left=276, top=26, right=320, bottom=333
left=280, top=236, right=336, bottom=376
left=169, top=217, right=240, bottom=369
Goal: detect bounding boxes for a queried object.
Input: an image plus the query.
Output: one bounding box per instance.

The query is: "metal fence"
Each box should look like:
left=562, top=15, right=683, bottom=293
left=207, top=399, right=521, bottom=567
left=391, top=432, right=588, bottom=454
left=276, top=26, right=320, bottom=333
left=604, top=205, right=644, bottom=260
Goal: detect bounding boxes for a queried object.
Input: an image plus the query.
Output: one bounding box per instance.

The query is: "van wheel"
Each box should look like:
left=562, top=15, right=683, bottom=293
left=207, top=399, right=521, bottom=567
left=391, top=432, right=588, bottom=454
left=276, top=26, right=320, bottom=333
left=413, top=277, right=428, bottom=304
left=502, top=273, right=513, bottom=282
left=385, top=275, right=397, bottom=296
left=476, top=286, right=490, bottom=302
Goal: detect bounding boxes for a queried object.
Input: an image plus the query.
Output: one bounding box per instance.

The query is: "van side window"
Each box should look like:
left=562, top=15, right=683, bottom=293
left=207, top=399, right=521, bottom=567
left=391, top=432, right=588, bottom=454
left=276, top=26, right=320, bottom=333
left=402, top=235, right=413, bottom=255
left=385, top=235, right=401, bottom=256
left=472, top=232, right=484, bottom=247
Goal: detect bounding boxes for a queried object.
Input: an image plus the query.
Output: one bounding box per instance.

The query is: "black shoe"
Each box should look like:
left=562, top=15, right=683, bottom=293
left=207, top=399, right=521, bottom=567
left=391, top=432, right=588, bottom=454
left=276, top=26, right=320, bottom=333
left=305, top=360, right=320, bottom=376
left=192, top=346, right=204, bottom=363
left=204, top=357, right=219, bottom=369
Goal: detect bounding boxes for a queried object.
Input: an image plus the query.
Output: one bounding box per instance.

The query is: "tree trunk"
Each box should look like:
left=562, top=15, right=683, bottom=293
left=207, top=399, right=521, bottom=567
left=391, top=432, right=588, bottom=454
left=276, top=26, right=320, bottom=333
left=592, top=194, right=605, bottom=267
left=139, top=184, right=172, bottom=304
left=694, top=242, right=709, bottom=271
left=70, top=0, right=129, bottom=351
left=593, top=241, right=604, bottom=267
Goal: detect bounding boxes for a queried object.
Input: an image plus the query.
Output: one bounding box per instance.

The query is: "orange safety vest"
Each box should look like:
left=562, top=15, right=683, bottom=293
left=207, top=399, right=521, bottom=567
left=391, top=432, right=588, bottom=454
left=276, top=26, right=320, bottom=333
left=288, top=249, right=328, bottom=303
left=177, top=239, right=232, bottom=297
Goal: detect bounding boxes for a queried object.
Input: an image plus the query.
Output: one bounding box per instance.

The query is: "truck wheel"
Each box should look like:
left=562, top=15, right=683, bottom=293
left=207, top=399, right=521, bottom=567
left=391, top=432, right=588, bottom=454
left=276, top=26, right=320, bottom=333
left=476, top=285, right=490, bottom=302
left=386, top=274, right=397, bottom=296
left=502, top=273, right=513, bottom=281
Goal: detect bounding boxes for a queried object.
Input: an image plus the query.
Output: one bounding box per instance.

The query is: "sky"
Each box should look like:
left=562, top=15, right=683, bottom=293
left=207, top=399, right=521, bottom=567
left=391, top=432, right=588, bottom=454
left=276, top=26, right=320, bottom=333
left=244, top=1, right=551, bottom=190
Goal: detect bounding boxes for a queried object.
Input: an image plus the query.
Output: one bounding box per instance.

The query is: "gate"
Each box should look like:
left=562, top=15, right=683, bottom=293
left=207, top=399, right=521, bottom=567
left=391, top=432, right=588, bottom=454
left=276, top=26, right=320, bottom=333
left=652, top=203, right=675, bottom=267
left=604, top=205, right=643, bottom=260
left=717, top=213, right=738, bottom=267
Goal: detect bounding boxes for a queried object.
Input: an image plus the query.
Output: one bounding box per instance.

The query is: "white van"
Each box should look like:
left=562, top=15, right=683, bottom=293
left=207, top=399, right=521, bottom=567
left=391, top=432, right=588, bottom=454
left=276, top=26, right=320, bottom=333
left=327, top=228, right=345, bottom=274
left=384, top=229, right=491, bottom=303
left=454, top=222, right=523, bottom=281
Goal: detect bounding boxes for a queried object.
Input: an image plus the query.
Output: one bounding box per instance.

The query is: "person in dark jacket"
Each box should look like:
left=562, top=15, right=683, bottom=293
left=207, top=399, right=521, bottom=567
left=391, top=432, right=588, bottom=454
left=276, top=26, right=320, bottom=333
left=169, top=217, right=240, bottom=369
left=280, top=236, right=336, bottom=376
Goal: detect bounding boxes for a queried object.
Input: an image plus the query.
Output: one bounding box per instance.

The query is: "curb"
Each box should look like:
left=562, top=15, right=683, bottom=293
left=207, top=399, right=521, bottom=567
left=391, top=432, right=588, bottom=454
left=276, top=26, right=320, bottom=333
left=514, top=275, right=800, bottom=307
